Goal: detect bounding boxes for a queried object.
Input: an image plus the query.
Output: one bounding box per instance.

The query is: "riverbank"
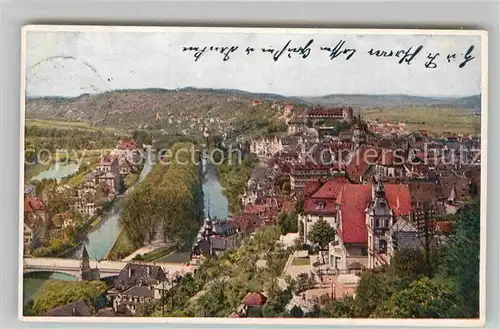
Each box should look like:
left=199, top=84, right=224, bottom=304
left=105, top=227, right=135, bottom=260
left=25, top=163, right=51, bottom=183
left=215, top=152, right=257, bottom=214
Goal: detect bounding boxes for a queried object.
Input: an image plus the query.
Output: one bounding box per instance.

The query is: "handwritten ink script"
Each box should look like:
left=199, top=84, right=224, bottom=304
left=182, top=39, right=477, bottom=69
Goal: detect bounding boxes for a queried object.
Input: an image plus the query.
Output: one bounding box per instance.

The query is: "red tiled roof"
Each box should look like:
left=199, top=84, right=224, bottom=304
left=346, top=146, right=381, bottom=180
left=118, top=139, right=138, bottom=150
left=384, top=184, right=412, bottom=217
left=432, top=221, right=454, bottom=233
left=303, top=176, right=350, bottom=214
left=234, top=213, right=262, bottom=234
left=242, top=292, right=267, bottom=307
left=337, top=185, right=372, bottom=244
left=304, top=180, right=322, bottom=198
left=336, top=183, right=412, bottom=244
left=244, top=204, right=269, bottom=214
left=310, top=176, right=349, bottom=199
left=24, top=197, right=46, bottom=213
left=100, top=155, right=116, bottom=165
left=304, top=198, right=337, bottom=215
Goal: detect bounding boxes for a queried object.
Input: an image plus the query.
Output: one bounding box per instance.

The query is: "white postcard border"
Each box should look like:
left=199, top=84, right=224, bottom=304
left=18, top=25, right=489, bottom=327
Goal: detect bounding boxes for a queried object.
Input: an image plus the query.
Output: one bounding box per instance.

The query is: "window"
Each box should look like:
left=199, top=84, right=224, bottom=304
left=361, top=248, right=367, bottom=256
left=316, top=202, right=325, bottom=210
left=335, top=257, right=341, bottom=269
left=379, top=240, right=387, bottom=253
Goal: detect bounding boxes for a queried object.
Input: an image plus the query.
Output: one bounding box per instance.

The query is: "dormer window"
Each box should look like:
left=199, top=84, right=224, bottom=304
left=316, top=202, right=325, bottom=210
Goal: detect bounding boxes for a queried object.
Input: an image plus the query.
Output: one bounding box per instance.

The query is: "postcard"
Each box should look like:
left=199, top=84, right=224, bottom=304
left=20, top=25, right=487, bottom=326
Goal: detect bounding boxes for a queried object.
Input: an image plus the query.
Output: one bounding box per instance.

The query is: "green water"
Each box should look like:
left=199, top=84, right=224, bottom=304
left=23, top=272, right=77, bottom=305
left=31, top=162, right=79, bottom=182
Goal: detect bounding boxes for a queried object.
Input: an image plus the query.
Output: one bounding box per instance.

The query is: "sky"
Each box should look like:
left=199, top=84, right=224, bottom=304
left=24, top=28, right=483, bottom=98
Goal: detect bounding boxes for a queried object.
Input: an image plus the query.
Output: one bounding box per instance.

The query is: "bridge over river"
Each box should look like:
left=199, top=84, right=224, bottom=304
left=23, top=257, right=197, bottom=279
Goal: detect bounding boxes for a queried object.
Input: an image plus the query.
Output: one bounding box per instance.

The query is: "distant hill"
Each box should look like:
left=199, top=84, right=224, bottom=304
left=25, top=88, right=298, bottom=136
left=25, top=88, right=481, bottom=133
left=301, top=94, right=481, bottom=110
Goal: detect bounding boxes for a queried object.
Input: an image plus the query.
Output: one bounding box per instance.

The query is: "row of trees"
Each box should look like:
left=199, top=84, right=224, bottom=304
left=120, top=142, right=203, bottom=248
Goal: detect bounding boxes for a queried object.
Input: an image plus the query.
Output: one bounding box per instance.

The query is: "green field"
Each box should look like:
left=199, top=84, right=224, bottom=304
left=26, top=119, right=121, bottom=133
left=362, top=107, right=481, bottom=134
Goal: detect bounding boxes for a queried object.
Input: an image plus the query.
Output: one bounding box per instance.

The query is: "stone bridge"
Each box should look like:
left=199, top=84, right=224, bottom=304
left=23, top=257, right=197, bottom=280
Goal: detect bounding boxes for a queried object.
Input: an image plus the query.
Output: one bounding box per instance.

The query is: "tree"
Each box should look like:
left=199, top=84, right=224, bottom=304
left=294, top=273, right=314, bottom=293
left=278, top=212, right=298, bottom=235
left=373, top=276, right=465, bottom=318
left=414, top=202, right=439, bottom=277
left=132, top=130, right=152, bottom=146
left=441, top=201, right=480, bottom=318
left=247, top=307, right=264, bottom=317
left=308, top=219, right=335, bottom=249
left=354, top=270, right=408, bottom=317
left=281, top=181, right=291, bottom=195
left=31, top=281, right=107, bottom=315
left=120, top=142, right=201, bottom=248
left=287, top=305, right=304, bottom=318
left=263, top=288, right=292, bottom=316
left=389, top=248, right=428, bottom=281
left=320, top=295, right=356, bottom=318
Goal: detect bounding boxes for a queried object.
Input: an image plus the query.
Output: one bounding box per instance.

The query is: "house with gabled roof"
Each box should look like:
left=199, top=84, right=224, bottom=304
left=108, top=263, right=167, bottom=315
left=300, top=176, right=349, bottom=245
left=326, top=178, right=412, bottom=271
left=40, top=300, right=93, bottom=317
left=24, top=197, right=50, bottom=251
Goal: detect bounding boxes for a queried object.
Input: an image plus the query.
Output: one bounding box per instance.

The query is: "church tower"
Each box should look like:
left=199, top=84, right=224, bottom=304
left=80, top=244, right=100, bottom=281
left=366, top=177, right=393, bottom=268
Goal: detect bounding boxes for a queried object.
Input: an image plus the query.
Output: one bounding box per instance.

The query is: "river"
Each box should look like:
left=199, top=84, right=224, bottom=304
left=151, top=157, right=229, bottom=263
left=69, top=151, right=155, bottom=260
left=23, top=152, right=229, bottom=304
left=31, top=162, right=79, bottom=182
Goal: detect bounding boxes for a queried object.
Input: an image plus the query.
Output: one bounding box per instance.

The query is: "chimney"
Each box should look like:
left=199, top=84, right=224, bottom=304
left=128, top=265, right=132, bottom=278
left=147, top=265, right=151, bottom=277
left=72, top=306, right=77, bottom=315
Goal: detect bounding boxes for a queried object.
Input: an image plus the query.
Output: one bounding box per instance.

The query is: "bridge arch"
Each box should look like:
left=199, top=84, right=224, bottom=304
left=23, top=270, right=78, bottom=281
